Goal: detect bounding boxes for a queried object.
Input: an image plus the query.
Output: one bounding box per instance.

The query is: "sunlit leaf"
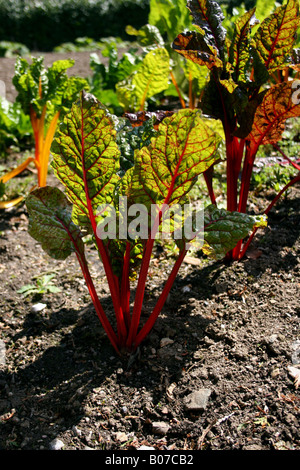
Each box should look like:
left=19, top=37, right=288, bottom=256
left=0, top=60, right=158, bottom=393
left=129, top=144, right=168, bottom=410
left=116, top=48, right=170, bottom=111
left=247, top=81, right=300, bottom=147
left=229, top=8, right=256, bottom=82
left=129, top=109, right=221, bottom=208
left=51, top=91, right=120, bottom=229
left=253, top=0, right=300, bottom=76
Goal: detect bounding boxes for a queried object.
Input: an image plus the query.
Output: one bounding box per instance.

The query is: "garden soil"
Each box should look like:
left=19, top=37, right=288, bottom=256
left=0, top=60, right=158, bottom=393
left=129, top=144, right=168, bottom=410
left=0, top=52, right=299, bottom=452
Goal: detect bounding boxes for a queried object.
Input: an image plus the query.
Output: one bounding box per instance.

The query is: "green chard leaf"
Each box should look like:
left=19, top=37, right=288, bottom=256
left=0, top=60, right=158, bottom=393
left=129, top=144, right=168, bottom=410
left=148, top=0, right=192, bottom=42
left=127, top=109, right=221, bottom=209
left=26, top=186, right=84, bottom=260
left=252, top=0, right=300, bottom=78
left=229, top=8, right=256, bottom=83
left=116, top=47, right=170, bottom=111
left=51, top=91, right=120, bottom=230
left=13, top=56, right=88, bottom=120
left=202, top=205, right=267, bottom=259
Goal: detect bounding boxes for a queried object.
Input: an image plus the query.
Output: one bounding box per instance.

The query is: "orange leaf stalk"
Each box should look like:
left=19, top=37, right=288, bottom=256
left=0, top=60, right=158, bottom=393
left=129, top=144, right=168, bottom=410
left=30, top=106, right=60, bottom=187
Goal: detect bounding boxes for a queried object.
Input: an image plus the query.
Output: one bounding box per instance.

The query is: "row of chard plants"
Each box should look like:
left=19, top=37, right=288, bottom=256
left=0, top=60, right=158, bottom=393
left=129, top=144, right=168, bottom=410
left=1, top=0, right=299, bottom=354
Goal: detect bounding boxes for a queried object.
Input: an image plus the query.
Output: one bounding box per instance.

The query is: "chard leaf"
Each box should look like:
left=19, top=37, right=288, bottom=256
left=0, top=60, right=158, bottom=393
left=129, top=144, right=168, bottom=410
left=187, top=0, right=227, bottom=58
left=148, top=0, right=192, bottom=42
left=202, top=205, right=267, bottom=259
left=229, top=8, right=256, bottom=83
left=247, top=82, right=300, bottom=147
left=26, top=186, right=84, bottom=260
left=129, top=109, right=221, bottom=208
left=13, top=56, right=88, bottom=121
left=172, top=30, right=223, bottom=70
left=51, top=91, right=120, bottom=229
left=253, top=0, right=300, bottom=76
left=116, top=47, right=170, bottom=111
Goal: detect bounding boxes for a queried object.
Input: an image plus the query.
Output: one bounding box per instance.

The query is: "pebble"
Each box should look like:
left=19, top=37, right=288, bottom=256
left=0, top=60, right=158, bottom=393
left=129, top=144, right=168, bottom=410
left=31, top=303, right=47, bottom=313
left=72, top=425, right=82, bottom=437
left=0, top=339, right=6, bottom=366
left=160, top=337, right=174, bottom=348
left=184, top=389, right=212, bottom=411
left=291, top=340, right=300, bottom=364
left=152, top=421, right=170, bottom=435
left=49, top=438, right=65, bottom=450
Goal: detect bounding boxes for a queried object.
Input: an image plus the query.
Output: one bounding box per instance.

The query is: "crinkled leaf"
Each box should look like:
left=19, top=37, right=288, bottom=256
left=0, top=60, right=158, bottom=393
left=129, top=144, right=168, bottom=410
left=128, top=109, right=221, bottom=208
left=253, top=0, right=300, bottom=76
left=202, top=204, right=267, bottom=259
left=247, top=82, right=300, bottom=147
left=125, top=24, right=165, bottom=48
left=13, top=56, right=88, bottom=120
left=172, top=30, right=223, bottom=70
left=187, top=0, right=226, bottom=58
left=51, top=91, right=120, bottom=229
left=116, top=47, right=170, bottom=111
left=229, top=8, right=256, bottom=83
left=26, top=186, right=84, bottom=260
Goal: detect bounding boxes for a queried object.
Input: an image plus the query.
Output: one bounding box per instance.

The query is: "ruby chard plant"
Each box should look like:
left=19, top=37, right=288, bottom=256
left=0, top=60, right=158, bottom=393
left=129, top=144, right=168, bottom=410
left=25, top=91, right=265, bottom=354
left=173, top=0, right=300, bottom=260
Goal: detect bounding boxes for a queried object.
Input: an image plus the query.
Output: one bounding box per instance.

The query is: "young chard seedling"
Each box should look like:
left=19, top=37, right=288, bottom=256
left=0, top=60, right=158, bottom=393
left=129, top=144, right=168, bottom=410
left=26, top=91, right=264, bottom=354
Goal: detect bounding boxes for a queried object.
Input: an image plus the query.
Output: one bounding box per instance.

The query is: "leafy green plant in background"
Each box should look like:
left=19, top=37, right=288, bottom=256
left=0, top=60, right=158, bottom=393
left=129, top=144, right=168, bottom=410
left=0, top=57, right=88, bottom=208
left=0, top=97, right=32, bottom=157
left=89, top=41, right=143, bottom=114
left=172, top=0, right=300, bottom=260
left=0, top=0, right=150, bottom=51
left=25, top=91, right=264, bottom=354
left=0, top=40, right=29, bottom=58
left=17, top=273, right=61, bottom=298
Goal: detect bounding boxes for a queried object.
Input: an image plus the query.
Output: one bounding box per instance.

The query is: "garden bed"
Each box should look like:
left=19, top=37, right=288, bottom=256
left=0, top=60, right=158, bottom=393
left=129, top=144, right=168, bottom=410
left=0, top=162, right=299, bottom=450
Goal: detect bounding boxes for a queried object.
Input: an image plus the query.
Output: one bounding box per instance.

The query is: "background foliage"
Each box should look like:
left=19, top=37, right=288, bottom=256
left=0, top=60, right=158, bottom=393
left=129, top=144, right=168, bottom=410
left=0, top=0, right=150, bottom=51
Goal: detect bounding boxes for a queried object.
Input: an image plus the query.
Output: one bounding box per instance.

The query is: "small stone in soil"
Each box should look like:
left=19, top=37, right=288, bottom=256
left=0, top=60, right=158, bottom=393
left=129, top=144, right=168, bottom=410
left=184, top=389, right=212, bottom=411
left=31, top=303, right=47, bottom=313
left=49, top=438, right=65, bottom=450
left=152, top=421, right=170, bottom=435
left=0, top=339, right=6, bottom=365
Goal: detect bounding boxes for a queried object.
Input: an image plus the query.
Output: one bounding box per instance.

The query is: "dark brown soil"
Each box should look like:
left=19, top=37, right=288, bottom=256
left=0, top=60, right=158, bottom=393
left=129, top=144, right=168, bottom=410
left=0, top=165, right=299, bottom=451
left=0, top=51, right=299, bottom=454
